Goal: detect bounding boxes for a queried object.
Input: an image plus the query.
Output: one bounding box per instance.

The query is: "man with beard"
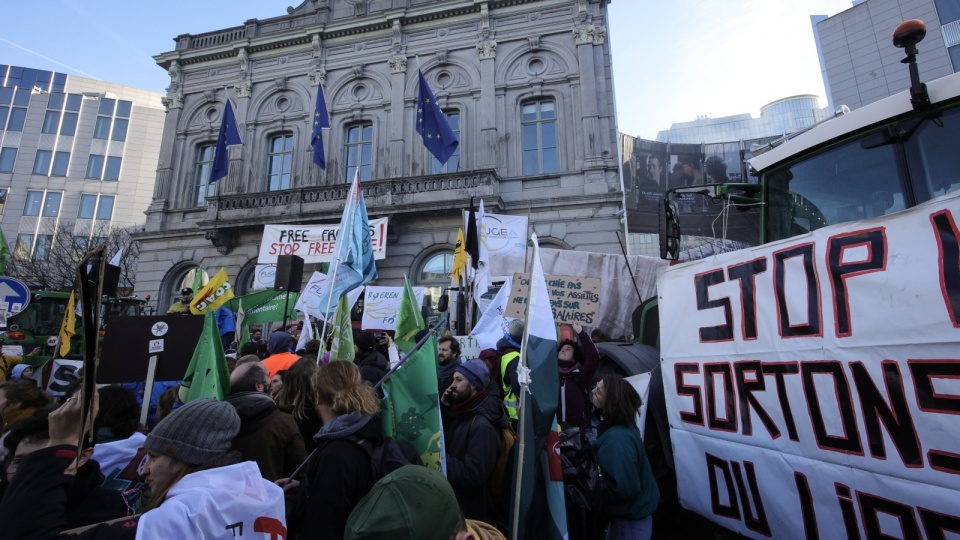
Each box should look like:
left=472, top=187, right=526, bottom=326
left=437, top=336, right=464, bottom=393
left=440, top=360, right=508, bottom=524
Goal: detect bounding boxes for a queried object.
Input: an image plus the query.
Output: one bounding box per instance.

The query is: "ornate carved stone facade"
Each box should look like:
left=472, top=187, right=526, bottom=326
left=135, top=0, right=624, bottom=312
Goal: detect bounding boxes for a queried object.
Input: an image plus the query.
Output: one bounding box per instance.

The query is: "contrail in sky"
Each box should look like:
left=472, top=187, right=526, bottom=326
left=0, top=37, right=100, bottom=80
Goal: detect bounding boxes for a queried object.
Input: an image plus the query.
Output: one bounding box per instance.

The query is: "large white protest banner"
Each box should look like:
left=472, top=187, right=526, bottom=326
left=294, top=271, right=364, bottom=321
left=659, top=191, right=960, bottom=539
left=257, top=218, right=388, bottom=265
left=362, top=286, right=424, bottom=330
left=465, top=210, right=527, bottom=276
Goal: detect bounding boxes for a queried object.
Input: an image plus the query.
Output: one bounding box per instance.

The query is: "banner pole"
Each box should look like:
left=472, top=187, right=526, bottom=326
left=139, top=355, right=158, bottom=427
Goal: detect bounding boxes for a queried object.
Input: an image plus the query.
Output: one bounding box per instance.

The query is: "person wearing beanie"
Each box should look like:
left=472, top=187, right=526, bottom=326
left=440, top=358, right=509, bottom=524
left=264, top=331, right=299, bottom=379
left=352, top=330, right=388, bottom=390
left=557, top=323, right=600, bottom=432
left=0, top=394, right=287, bottom=539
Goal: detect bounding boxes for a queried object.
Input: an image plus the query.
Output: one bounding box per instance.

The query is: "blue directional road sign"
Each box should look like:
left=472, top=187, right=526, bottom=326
left=0, top=277, right=30, bottom=316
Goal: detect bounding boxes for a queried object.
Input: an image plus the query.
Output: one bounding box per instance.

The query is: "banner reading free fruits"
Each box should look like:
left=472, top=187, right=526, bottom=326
left=257, top=219, right=388, bottom=265
left=658, top=191, right=960, bottom=539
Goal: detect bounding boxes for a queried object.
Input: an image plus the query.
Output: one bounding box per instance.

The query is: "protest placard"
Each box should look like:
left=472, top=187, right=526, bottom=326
left=505, top=273, right=601, bottom=326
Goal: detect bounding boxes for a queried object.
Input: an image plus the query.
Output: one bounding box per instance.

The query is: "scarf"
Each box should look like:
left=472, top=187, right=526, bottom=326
left=451, top=388, right=488, bottom=413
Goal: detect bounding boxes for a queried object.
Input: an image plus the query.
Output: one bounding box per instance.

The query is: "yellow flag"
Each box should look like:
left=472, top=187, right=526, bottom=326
left=189, top=268, right=235, bottom=314
left=452, top=227, right=467, bottom=282
left=58, top=291, right=76, bottom=357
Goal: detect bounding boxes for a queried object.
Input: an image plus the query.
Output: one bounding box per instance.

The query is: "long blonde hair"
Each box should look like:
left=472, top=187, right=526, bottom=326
left=144, top=459, right=195, bottom=511
left=313, top=360, right=379, bottom=416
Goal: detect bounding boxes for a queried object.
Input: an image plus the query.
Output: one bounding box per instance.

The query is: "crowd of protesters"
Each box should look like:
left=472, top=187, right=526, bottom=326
left=0, top=318, right=659, bottom=540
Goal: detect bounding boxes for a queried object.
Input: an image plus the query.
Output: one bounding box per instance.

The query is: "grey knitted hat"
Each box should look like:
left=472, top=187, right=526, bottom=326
left=143, top=398, right=240, bottom=466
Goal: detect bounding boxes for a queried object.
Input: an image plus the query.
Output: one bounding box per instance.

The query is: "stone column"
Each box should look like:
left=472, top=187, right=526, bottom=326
left=477, top=40, right=498, bottom=170
left=388, top=54, right=407, bottom=179
left=573, top=24, right=604, bottom=169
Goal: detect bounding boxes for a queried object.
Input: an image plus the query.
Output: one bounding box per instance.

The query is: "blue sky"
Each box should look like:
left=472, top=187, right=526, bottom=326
left=2, top=0, right=856, bottom=139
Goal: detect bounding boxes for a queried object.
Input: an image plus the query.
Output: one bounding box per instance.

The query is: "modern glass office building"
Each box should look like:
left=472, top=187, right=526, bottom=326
left=0, top=65, right=164, bottom=263
left=655, top=95, right=830, bottom=144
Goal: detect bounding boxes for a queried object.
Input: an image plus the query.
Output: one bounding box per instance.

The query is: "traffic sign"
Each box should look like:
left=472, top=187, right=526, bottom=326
left=0, top=277, right=31, bottom=316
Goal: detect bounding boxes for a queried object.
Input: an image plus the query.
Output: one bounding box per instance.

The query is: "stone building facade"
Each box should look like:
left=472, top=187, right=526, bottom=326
left=137, top=0, right=623, bottom=312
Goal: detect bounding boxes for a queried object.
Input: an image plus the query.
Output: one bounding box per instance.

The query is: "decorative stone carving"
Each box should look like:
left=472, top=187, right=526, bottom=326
left=203, top=89, right=216, bottom=103
left=235, top=80, right=252, bottom=98
left=436, top=49, right=448, bottom=66
left=167, top=60, right=182, bottom=89
left=528, top=35, right=540, bottom=51
left=205, top=229, right=239, bottom=255
left=274, top=77, right=287, bottom=90
left=309, top=68, right=327, bottom=87
left=480, top=3, right=490, bottom=31
left=353, top=64, right=365, bottom=79
left=477, top=40, right=497, bottom=60
left=578, top=0, right=587, bottom=12
left=573, top=25, right=604, bottom=45
left=237, top=48, right=249, bottom=73
left=391, top=20, right=402, bottom=50
left=388, top=55, right=407, bottom=74
left=312, top=35, right=322, bottom=58
left=161, top=91, right=183, bottom=110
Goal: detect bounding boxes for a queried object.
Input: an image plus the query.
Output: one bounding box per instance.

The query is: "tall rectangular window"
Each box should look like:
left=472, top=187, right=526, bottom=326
left=116, top=100, right=132, bottom=118
left=7, top=107, right=26, bottom=132
left=430, top=111, right=460, bottom=174
left=193, top=144, right=215, bottom=206
left=98, top=98, right=115, bottom=116
left=23, top=191, right=43, bottom=216
left=33, top=234, right=53, bottom=261
left=15, top=234, right=33, bottom=259
left=104, top=156, right=121, bottom=181
left=51, top=151, right=69, bottom=176
left=344, top=123, right=373, bottom=182
left=78, top=194, right=97, bottom=219
left=93, top=116, right=111, bottom=139
left=0, top=106, right=8, bottom=131
left=267, top=134, right=293, bottom=191
left=60, top=112, right=78, bottom=136
left=521, top=99, right=558, bottom=175
left=87, top=154, right=104, bottom=179
left=111, top=118, right=128, bottom=142
left=96, top=195, right=114, bottom=220
left=33, top=150, right=52, bottom=175
left=41, top=110, right=60, bottom=134
left=0, top=147, right=16, bottom=172
left=41, top=191, right=61, bottom=217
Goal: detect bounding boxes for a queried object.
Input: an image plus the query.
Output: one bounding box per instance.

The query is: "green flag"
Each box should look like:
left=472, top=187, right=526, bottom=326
left=329, top=293, right=355, bottom=361
left=381, top=277, right=445, bottom=471
left=179, top=310, right=231, bottom=403
left=225, top=289, right=300, bottom=349
left=191, top=267, right=205, bottom=295
left=0, top=227, right=10, bottom=275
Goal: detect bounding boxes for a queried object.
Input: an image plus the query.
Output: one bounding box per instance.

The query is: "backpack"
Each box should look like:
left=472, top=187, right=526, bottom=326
left=472, top=415, right=517, bottom=497
left=559, top=427, right=605, bottom=540
left=352, top=436, right=423, bottom=481
left=287, top=436, right=422, bottom=538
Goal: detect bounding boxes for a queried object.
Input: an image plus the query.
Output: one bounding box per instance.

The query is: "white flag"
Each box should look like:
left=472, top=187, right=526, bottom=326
left=470, top=275, right=515, bottom=350
left=109, top=248, right=123, bottom=266
left=473, top=199, right=491, bottom=306
left=296, top=310, right=314, bottom=352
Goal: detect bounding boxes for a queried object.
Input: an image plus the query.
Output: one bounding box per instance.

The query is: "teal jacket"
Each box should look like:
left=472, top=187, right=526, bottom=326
left=594, top=425, right=660, bottom=520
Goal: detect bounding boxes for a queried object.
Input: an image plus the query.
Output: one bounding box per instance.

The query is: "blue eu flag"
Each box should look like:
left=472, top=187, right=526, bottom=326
left=416, top=70, right=459, bottom=165
left=311, top=84, right=330, bottom=169
left=209, top=101, right=242, bottom=184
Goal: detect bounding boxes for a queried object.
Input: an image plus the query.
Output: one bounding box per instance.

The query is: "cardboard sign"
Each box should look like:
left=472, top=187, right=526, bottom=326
left=658, top=191, right=960, bottom=539
left=257, top=218, right=388, bottom=265
left=505, top=273, right=601, bottom=325
left=361, top=286, right=424, bottom=331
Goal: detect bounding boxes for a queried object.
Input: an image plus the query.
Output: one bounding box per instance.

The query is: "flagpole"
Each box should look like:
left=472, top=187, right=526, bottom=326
left=316, top=172, right=359, bottom=354
left=511, top=249, right=537, bottom=540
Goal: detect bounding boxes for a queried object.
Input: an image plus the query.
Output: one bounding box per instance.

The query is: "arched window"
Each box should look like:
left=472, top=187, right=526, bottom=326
left=521, top=99, right=558, bottom=174
left=160, top=265, right=208, bottom=314
left=266, top=133, right=294, bottom=191
left=192, top=143, right=216, bottom=206
left=415, top=250, right=453, bottom=323
left=344, top=123, right=373, bottom=182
